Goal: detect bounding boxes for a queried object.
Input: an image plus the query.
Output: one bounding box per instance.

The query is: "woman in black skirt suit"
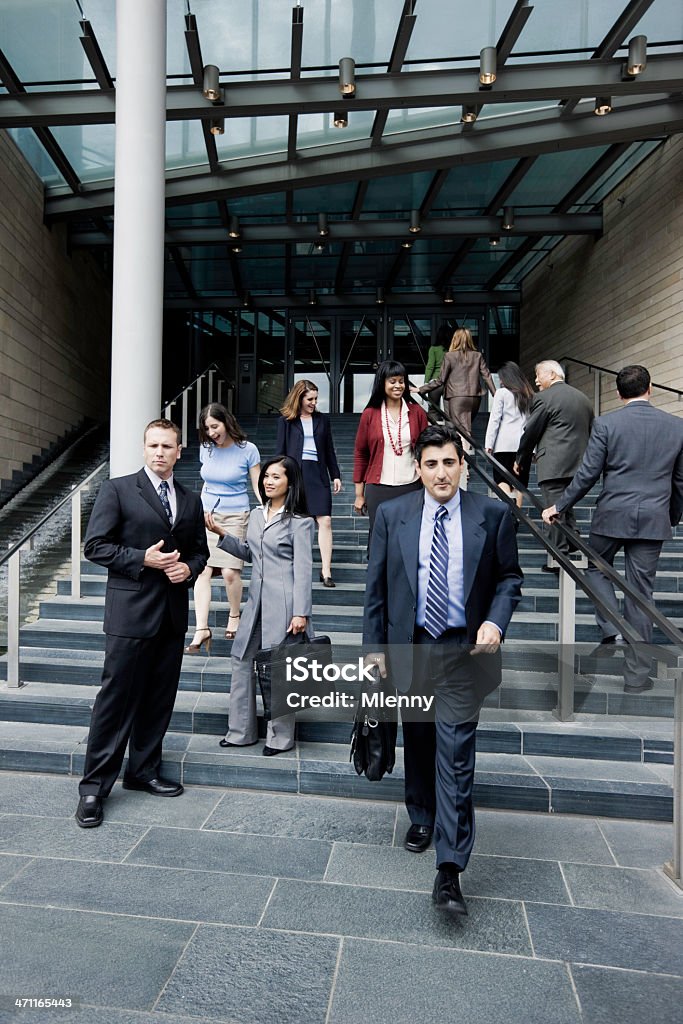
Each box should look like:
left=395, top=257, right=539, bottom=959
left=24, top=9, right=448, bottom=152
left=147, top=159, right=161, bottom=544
left=276, top=380, right=342, bottom=586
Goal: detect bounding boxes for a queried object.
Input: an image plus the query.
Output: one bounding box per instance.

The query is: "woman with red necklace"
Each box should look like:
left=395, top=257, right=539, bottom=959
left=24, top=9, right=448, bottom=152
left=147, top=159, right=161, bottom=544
left=353, top=360, right=428, bottom=548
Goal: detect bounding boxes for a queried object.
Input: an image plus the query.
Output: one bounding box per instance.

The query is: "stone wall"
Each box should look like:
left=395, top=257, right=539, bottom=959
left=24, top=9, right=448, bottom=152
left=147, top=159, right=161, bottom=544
left=0, top=131, right=111, bottom=483
left=520, top=136, right=683, bottom=415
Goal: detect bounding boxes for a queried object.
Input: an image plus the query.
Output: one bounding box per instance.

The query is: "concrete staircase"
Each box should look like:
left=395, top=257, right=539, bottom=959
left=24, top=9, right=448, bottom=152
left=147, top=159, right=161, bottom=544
left=0, top=413, right=678, bottom=821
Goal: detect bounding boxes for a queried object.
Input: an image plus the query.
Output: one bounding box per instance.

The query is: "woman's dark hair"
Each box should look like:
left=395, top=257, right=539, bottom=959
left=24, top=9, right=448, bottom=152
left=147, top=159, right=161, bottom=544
left=435, top=324, right=452, bottom=347
left=497, top=361, right=534, bottom=415
left=257, top=456, right=309, bottom=517
left=365, top=360, right=417, bottom=409
left=198, top=403, right=247, bottom=447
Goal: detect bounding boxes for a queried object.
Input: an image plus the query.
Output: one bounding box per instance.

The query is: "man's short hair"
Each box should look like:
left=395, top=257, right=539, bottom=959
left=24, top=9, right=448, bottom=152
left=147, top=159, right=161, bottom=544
left=414, top=424, right=464, bottom=463
left=144, top=418, right=182, bottom=444
left=616, top=364, right=650, bottom=400
left=535, top=359, right=565, bottom=380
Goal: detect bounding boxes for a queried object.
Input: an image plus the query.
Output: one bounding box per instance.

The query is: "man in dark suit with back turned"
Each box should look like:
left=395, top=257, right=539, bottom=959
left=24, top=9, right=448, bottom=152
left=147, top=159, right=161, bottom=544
left=363, top=425, right=522, bottom=914
left=543, top=365, right=683, bottom=693
left=515, top=360, right=594, bottom=569
left=75, top=419, right=208, bottom=827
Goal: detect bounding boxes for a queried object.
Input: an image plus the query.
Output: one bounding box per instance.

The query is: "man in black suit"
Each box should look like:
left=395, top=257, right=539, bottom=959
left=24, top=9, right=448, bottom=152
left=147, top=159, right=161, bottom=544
left=75, top=419, right=208, bottom=827
left=515, top=360, right=594, bottom=568
left=363, top=425, right=522, bottom=914
left=542, top=365, right=683, bottom=692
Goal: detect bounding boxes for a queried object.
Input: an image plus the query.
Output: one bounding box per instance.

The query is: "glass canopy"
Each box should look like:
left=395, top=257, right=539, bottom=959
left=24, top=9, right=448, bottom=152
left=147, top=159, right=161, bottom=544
left=0, top=0, right=681, bottom=303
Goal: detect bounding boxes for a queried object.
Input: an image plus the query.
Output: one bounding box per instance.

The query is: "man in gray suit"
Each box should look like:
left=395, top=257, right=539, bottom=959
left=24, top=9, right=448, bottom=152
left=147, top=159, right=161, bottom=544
left=543, top=365, right=683, bottom=692
left=515, top=360, right=594, bottom=568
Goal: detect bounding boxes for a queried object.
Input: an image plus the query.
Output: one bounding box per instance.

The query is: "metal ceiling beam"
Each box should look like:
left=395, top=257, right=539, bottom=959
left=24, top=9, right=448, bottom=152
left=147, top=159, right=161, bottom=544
left=497, top=1, right=534, bottom=64
left=560, top=0, right=656, bottom=118
left=335, top=181, right=369, bottom=293
left=0, top=47, right=81, bottom=195
left=5, top=54, right=683, bottom=128
left=484, top=141, right=639, bottom=289
left=169, top=246, right=198, bottom=301
left=370, top=0, right=418, bottom=146
left=164, top=289, right=520, bottom=311
left=79, top=20, right=114, bottom=91
left=46, top=96, right=683, bottom=219
left=287, top=5, right=304, bottom=160
left=70, top=213, right=603, bottom=248
left=184, top=14, right=219, bottom=173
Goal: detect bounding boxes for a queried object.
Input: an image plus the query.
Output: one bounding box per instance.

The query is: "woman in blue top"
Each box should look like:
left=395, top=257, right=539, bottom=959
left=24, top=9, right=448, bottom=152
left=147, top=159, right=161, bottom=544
left=185, top=403, right=260, bottom=653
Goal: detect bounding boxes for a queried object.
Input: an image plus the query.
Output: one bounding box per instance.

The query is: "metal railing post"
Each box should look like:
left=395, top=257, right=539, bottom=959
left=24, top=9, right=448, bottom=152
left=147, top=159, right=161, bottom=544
left=181, top=389, right=189, bottom=448
left=664, top=663, right=683, bottom=891
left=217, top=379, right=223, bottom=405
left=554, top=561, right=583, bottom=721
left=196, top=374, right=203, bottom=426
left=71, top=488, right=82, bottom=599
left=208, top=368, right=215, bottom=404
left=164, top=401, right=174, bottom=420
left=7, top=546, right=26, bottom=688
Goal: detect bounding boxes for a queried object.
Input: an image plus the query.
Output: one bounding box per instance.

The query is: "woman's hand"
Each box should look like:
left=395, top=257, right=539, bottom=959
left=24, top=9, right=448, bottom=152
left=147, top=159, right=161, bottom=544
left=408, top=385, right=420, bottom=394
left=205, top=512, right=226, bottom=536
left=332, top=478, right=342, bottom=494
left=287, top=615, right=307, bottom=635
left=353, top=496, right=367, bottom=515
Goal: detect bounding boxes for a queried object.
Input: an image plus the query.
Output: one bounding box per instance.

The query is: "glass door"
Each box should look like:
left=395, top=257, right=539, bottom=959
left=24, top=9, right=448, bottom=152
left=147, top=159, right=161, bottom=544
left=290, top=316, right=333, bottom=412
left=337, top=316, right=381, bottom=413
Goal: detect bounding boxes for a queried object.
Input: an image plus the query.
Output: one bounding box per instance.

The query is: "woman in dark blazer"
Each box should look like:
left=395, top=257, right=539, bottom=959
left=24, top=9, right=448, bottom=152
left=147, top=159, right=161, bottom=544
left=276, top=380, right=341, bottom=587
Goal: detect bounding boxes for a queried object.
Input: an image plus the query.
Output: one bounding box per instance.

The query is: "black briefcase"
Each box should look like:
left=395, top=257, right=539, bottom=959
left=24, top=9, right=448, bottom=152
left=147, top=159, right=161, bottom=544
left=349, top=666, right=398, bottom=782
left=254, top=632, right=332, bottom=721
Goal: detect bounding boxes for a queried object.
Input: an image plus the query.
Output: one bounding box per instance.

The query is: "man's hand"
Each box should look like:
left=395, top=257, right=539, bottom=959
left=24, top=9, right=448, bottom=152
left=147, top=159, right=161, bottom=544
left=363, top=652, right=387, bottom=678
left=164, top=561, right=191, bottom=584
left=470, top=622, right=501, bottom=656
left=512, top=461, right=520, bottom=476
left=542, top=504, right=558, bottom=524
left=287, top=615, right=308, bottom=635
left=144, top=540, right=180, bottom=570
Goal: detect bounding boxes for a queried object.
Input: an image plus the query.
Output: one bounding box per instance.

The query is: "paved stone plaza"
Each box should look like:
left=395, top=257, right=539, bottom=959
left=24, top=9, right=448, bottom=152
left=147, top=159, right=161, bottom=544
left=0, top=771, right=682, bottom=1024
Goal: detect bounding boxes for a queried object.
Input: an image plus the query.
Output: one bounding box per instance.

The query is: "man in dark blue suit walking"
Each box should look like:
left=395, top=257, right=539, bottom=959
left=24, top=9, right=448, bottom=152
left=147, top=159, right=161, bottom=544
left=363, top=425, right=522, bottom=914
left=543, top=365, right=683, bottom=692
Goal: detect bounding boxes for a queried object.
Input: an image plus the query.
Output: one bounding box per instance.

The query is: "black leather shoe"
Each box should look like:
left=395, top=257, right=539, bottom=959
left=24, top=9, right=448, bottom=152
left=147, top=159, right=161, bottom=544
left=219, top=738, right=259, bottom=748
left=624, top=678, right=655, bottom=694
left=432, top=869, right=467, bottom=915
left=541, top=564, right=560, bottom=574
left=262, top=745, right=295, bottom=756
left=600, top=634, right=626, bottom=645
left=122, top=776, right=183, bottom=797
left=404, top=824, right=433, bottom=853
left=75, top=795, right=104, bottom=828
left=319, top=572, right=336, bottom=588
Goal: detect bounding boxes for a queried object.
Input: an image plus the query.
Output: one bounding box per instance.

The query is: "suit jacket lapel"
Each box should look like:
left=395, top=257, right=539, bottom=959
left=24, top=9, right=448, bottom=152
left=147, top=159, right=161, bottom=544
left=460, top=491, right=486, bottom=605
left=173, top=477, right=187, bottom=527
left=398, top=491, right=424, bottom=600
left=137, top=469, right=170, bottom=528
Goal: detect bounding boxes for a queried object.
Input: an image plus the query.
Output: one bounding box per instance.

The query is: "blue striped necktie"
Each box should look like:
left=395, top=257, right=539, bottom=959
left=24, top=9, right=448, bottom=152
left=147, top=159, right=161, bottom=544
left=158, top=480, right=173, bottom=525
left=424, top=505, right=449, bottom=638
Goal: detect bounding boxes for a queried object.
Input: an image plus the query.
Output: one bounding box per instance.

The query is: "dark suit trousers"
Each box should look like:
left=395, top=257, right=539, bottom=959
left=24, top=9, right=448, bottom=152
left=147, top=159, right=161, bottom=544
left=403, top=628, right=478, bottom=871
left=79, top=604, right=184, bottom=797
left=540, top=478, right=578, bottom=555
left=587, top=532, right=661, bottom=687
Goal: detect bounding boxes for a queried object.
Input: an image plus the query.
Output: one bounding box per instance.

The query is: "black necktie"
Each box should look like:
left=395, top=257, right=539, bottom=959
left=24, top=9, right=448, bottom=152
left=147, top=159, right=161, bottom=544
left=158, top=480, right=173, bottom=525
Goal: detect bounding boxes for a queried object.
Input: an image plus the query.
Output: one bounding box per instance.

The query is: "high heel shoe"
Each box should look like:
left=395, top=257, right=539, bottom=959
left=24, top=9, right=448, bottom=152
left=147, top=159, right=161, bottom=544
left=225, top=613, right=240, bottom=640
left=184, top=627, right=212, bottom=655
left=319, top=572, right=336, bottom=588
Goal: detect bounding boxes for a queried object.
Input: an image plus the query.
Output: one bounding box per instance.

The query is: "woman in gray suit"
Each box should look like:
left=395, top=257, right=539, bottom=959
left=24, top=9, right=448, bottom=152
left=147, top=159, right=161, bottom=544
left=207, top=456, right=314, bottom=755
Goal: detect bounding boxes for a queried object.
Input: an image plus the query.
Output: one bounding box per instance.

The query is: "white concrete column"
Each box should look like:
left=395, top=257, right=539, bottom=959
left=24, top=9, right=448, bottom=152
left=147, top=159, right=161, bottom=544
left=109, top=0, right=167, bottom=476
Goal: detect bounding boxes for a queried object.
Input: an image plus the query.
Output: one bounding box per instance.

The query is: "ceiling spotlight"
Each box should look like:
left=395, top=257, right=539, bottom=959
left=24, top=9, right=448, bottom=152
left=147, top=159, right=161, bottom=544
left=401, top=240, right=413, bottom=249
left=209, top=118, right=224, bottom=136
left=501, top=207, right=514, bottom=231
left=409, top=209, right=421, bottom=234
left=308, top=288, right=317, bottom=305
left=339, top=57, right=356, bottom=97
left=461, top=105, right=477, bottom=124
left=489, top=236, right=500, bottom=246
left=626, top=34, right=647, bottom=76
left=333, top=110, right=348, bottom=128
left=594, top=96, right=612, bottom=116
left=231, top=244, right=242, bottom=254
left=376, top=287, right=385, bottom=305
left=479, top=46, right=497, bottom=86
left=242, top=290, right=250, bottom=307
left=317, top=212, right=329, bottom=237
left=228, top=215, right=240, bottom=239
left=443, top=287, right=454, bottom=304
left=202, top=64, right=221, bottom=101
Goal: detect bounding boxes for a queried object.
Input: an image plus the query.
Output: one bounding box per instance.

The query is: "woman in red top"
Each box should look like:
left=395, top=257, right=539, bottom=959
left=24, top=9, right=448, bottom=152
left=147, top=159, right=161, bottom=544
left=353, top=360, right=428, bottom=547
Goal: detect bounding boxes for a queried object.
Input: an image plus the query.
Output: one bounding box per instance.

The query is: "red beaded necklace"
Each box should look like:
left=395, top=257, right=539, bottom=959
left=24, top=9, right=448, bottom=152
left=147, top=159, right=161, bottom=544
left=383, top=400, right=404, bottom=456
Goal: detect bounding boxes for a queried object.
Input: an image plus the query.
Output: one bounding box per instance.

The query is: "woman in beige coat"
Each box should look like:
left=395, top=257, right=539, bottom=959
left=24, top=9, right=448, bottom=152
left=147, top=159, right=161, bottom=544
left=419, top=328, right=496, bottom=441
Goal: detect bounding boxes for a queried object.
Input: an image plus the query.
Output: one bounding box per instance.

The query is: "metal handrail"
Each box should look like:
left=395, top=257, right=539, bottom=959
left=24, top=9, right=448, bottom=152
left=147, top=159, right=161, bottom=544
left=162, top=360, right=231, bottom=409
left=560, top=356, right=683, bottom=400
